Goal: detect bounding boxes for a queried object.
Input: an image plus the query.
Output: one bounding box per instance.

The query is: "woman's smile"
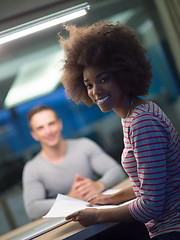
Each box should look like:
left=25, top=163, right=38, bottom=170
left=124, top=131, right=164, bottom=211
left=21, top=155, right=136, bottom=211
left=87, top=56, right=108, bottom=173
left=96, top=96, right=110, bottom=105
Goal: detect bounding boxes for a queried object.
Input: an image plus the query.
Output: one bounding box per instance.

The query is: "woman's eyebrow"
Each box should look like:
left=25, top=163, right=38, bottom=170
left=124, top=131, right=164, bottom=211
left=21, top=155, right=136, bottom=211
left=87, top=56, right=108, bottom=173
left=84, top=72, right=107, bottom=82
left=96, top=72, right=106, bottom=78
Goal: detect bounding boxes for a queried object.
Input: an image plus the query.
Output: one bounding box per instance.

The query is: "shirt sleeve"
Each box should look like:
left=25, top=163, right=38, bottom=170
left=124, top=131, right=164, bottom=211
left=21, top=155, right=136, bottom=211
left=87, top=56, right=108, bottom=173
left=83, top=138, right=126, bottom=189
left=22, top=161, right=54, bottom=220
left=128, top=114, right=168, bottom=223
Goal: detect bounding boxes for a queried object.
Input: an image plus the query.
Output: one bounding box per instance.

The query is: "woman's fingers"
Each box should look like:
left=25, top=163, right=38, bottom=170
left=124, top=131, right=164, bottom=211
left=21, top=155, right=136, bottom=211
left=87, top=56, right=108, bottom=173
left=66, top=208, right=98, bottom=227
left=66, top=211, right=78, bottom=221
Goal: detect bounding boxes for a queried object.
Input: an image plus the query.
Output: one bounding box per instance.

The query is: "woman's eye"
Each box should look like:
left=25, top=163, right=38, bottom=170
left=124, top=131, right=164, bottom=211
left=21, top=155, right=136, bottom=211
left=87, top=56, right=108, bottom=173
left=86, top=84, right=93, bottom=89
left=100, top=77, right=109, bottom=83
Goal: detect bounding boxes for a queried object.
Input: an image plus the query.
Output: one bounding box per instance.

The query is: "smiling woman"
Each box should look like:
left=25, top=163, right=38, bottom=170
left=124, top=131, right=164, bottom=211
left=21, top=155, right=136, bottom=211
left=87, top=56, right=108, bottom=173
left=58, top=21, right=152, bottom=108
left=58, top=21, right=180, bottom=240
left=83, top=67, right=125, bottom=114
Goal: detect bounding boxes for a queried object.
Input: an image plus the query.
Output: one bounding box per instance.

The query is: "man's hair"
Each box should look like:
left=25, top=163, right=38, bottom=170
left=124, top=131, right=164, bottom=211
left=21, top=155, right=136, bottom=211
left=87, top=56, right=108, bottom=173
left=58, top=21, right=153, bottom=106
left=27, top=105, right=58, bottom=129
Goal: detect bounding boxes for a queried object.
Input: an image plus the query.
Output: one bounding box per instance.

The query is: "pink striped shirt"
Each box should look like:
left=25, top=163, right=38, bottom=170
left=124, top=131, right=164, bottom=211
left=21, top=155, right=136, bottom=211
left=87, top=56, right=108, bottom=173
left=121, top=101, right=180, bottom=238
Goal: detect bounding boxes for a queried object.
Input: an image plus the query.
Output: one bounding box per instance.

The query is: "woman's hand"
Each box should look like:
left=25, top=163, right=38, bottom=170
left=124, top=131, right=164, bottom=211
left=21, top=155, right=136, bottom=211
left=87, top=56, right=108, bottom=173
left=87, top=186, right=136, bottom=206
left=66, top=205, right=136, bottom=227
left=87, top=193, right=114, bottom=206
left=66, top=208, right=99, bottom=227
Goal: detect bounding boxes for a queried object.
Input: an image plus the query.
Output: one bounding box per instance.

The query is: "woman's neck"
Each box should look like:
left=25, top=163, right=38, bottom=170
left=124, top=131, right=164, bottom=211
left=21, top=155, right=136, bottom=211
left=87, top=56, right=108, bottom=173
left=113, top=96, right=148, bottom=118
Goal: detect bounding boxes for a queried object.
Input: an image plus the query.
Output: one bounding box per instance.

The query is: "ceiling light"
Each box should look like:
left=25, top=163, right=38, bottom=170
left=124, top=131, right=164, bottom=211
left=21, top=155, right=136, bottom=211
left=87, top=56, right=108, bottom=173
left=4, top=48, right=64, bottom=108
left=0, top=3, right=90, bottom=45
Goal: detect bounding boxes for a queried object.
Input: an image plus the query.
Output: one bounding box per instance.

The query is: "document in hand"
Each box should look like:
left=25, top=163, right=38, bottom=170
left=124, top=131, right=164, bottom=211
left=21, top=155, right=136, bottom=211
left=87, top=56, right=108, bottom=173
left=43, top=189, right=134, bottom=218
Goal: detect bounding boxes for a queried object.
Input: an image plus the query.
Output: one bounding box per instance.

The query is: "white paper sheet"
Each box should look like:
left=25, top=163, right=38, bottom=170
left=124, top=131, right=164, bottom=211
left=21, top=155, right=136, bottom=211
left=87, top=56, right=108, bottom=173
left=43, top=189, right=134, bottom=218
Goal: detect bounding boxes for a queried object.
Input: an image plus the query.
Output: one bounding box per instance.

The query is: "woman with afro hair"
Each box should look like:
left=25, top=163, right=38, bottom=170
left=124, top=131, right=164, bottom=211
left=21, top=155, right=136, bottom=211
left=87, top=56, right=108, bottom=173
left=58, top=21, right=180, bottom=240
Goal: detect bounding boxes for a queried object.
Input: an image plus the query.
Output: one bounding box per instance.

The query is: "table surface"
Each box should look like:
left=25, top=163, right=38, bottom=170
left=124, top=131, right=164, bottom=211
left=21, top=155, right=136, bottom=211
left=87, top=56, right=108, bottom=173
left=1, top=178, right=131, bottom=240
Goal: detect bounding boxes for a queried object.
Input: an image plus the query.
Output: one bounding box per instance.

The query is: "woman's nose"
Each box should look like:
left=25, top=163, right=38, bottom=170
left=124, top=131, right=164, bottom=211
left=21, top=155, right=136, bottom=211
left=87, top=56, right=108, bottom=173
left=93, top=84, right=102, bottom=95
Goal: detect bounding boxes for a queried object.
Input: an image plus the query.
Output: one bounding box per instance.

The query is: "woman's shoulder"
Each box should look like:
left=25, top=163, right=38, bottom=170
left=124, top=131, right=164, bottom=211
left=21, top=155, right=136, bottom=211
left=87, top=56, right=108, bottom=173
left=130, top=101, right=172, bottom=132
left=132, top=101, right=163, bottom=121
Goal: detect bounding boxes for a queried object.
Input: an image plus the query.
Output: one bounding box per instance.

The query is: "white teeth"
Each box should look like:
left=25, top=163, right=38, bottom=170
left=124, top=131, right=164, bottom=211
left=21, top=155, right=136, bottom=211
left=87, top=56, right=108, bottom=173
left=97, top=96, right=109, bottom=104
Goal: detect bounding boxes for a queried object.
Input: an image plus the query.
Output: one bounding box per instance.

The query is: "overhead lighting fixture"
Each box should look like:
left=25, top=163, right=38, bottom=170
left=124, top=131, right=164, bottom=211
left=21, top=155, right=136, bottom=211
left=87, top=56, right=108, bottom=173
left=0, top=2, right=90, bottom=45
left=4, top=48, right=64, bottom=108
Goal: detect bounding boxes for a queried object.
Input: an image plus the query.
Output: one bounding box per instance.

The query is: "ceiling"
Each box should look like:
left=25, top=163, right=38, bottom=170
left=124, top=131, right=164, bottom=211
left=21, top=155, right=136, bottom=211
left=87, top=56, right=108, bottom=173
left=0, top=0, right=150, bottom=110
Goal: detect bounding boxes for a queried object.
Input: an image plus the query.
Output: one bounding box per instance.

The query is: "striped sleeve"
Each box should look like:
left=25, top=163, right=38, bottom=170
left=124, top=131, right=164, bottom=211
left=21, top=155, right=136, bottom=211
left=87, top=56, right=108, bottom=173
left=128, top=113, right=169, bottom=223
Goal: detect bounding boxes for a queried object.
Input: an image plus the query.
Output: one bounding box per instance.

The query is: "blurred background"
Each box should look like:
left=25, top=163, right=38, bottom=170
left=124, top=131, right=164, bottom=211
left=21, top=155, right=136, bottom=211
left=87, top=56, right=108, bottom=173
left=0, top=0, right=180, bottom=235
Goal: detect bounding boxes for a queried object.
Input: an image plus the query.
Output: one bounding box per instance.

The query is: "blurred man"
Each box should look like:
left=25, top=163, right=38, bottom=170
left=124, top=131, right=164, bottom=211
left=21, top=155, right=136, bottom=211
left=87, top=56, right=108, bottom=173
left=22, top=105, right=126, bottom=220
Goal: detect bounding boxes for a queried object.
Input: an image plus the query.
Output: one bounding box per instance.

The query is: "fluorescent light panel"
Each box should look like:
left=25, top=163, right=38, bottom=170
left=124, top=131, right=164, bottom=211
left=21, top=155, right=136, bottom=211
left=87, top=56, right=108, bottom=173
left=4, top=48, right=64, bottom=108
left=0, top=3, right=90, bottom=45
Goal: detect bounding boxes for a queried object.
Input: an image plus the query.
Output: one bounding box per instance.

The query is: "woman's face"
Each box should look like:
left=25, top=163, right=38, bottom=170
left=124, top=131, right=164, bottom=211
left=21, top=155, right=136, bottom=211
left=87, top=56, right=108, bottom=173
left=83, top=66, right=126, bottom=113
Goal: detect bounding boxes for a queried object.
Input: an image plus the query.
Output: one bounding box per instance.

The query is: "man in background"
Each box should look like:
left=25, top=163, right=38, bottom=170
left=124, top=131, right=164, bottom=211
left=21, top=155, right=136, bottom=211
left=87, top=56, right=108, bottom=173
left=22, top=105, right=126, bottom=220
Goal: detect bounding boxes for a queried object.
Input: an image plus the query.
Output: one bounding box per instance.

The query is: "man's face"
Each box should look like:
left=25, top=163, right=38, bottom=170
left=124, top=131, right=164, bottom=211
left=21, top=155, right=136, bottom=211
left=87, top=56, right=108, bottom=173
left=30, top=109, right=62, bottom=148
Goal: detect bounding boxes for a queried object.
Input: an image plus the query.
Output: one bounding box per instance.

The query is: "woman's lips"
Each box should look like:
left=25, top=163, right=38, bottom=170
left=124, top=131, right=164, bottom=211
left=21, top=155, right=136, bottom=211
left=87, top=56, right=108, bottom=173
left=96, top=96, right=110, bottom=105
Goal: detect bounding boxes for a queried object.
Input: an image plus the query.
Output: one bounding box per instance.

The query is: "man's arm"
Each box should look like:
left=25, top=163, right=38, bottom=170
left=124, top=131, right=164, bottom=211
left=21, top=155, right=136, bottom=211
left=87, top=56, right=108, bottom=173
left=68, top=138, right=126, bottom=200
left=22, top=163, right=54, bottom=220
left=87, top=138, right=126, bottom=189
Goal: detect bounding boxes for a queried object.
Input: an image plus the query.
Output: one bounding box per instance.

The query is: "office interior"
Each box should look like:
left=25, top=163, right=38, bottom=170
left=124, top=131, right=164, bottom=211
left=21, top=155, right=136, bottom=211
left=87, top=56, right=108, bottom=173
left=0, top=0, right=180, bottom=236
